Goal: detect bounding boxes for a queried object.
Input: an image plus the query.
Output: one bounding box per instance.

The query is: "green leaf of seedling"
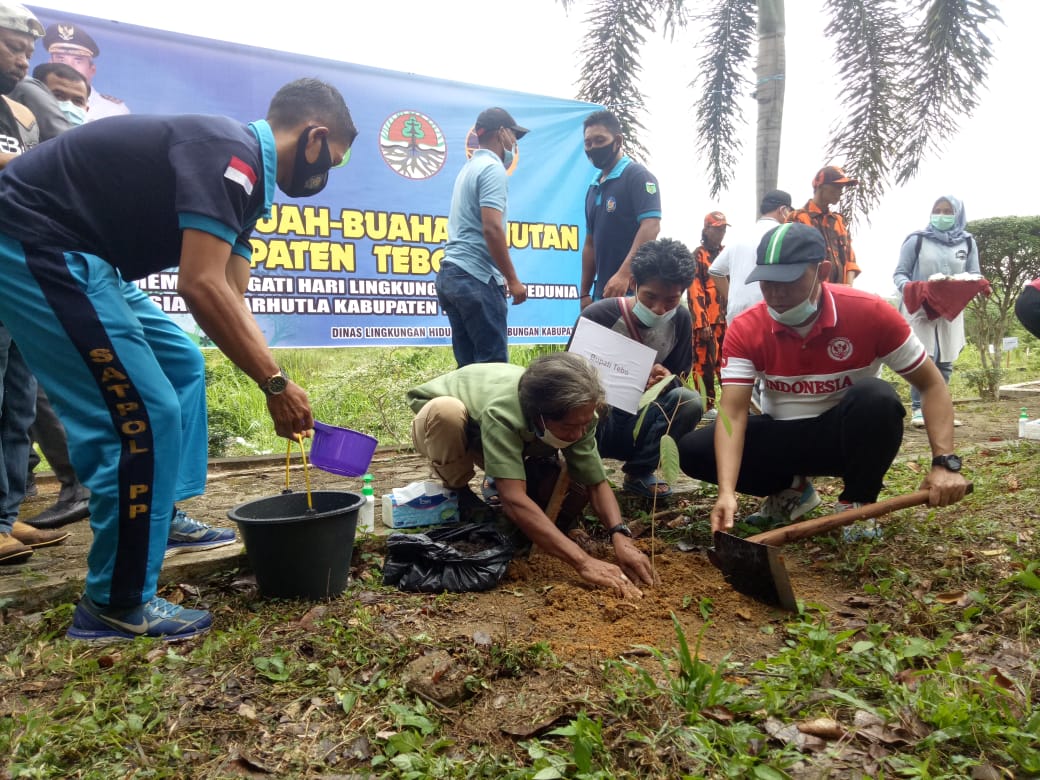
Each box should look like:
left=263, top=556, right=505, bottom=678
left=851, top=641, right=876, bottom=654
left=659, top=434, right=680, bottom=485
left=633, top=375, right=674, bottom=441
left=337, top=690, right=357, bottom=715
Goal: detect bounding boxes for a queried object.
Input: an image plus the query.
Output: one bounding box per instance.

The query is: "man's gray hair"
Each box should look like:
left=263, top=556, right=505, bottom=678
left=518, top=352, right=605, bottom=422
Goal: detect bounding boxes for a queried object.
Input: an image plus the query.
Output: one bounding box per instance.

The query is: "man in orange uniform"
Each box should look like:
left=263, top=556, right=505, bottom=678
left=688, top=211, right=728, bottom=411
left=787, top=165, right=860, bottom=285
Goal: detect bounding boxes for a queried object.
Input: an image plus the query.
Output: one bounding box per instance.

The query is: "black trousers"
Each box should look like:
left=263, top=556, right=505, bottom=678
left=677, top=378, right=905, bottom=504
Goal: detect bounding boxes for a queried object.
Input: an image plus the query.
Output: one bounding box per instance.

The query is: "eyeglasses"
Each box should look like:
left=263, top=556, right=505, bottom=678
left=333, top=147, right=351, bottom=169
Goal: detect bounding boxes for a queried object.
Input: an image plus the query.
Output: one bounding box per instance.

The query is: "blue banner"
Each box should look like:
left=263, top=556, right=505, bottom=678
left=29, top=7, right=599, bottom=347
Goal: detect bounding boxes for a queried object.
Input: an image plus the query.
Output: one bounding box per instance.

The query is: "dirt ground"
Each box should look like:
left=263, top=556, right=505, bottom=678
left=5, top=395, right=1032, bottom=669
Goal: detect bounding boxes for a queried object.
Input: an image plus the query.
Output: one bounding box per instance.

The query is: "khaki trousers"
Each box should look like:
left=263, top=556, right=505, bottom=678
left=411, top=398, right=484, bottom=489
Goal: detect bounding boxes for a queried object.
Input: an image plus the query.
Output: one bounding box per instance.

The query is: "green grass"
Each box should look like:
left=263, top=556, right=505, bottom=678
left=205, top=344, right=563, bottom=457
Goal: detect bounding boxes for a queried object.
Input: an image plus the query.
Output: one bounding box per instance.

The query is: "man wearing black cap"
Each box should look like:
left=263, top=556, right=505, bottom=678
left=710, top=189, right=792, bottom=322
left=43, top=21, right=128, bottom=120
left=436, top=107, right=528, bottom=367
left=677, top=223, right=969, bottom=541
left=787, top=165, right=860, bottom=285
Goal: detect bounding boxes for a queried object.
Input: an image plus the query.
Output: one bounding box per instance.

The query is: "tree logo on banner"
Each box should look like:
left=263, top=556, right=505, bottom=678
left=379, top=110, right=447, bottom=180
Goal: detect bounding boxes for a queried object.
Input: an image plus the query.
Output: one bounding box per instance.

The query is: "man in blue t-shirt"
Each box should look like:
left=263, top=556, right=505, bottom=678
left=580, top=110, right=662, bottom=305
left=0, top=78, right=357, bottom=641
left=436, top=107, right=529, bottom=367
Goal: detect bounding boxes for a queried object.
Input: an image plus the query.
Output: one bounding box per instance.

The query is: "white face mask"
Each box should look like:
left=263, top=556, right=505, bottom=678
left=766, top=267, right=821, bottom=326
left=58, top=100, right=87, bottom=126
left=538, top=415, right=580, bottom=449
left=632, top=299, right=678, bottom=328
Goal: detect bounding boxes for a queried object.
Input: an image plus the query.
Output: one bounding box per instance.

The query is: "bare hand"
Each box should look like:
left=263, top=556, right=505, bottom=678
left=710, top=493, right=739, bottom=533
left=507, top=279, right=528, bottom=305
left=646, top=364, right=670, bottom=390
left=602, top=270, right=633, bottom=299
left=920, top=468, right=969, bottom=507
left=613, top=539, right=658, bottom=587
left=266, top=381, right=314, bottom=440
left=575, top=557, right=643, bottom=599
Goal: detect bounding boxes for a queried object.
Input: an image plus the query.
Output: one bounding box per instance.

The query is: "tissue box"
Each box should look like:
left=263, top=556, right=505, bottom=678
left=1024, top=419, right=1040, bottom=441
left=381, top=481, right=459, bottom=528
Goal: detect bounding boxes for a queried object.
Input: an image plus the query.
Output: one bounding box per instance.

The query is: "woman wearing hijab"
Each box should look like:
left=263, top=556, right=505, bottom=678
left=893, top=195, right=982, bottom=427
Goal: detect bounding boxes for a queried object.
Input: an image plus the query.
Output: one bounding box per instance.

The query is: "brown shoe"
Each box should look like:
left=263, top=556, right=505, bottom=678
left=0, top=532, right=33, bottom=564
left=11, top=520, right=70, bottom=549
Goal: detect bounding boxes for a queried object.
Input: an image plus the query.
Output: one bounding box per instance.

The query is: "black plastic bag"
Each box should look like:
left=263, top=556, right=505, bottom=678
left=382, top=523, right=515, bottom=593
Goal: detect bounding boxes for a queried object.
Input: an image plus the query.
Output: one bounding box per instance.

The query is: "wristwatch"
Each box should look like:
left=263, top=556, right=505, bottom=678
left=931, top=454, right=962, bottom=472
left=259, top=371, right=288, bottom=396
left=607, top=522, right=633, bottom=538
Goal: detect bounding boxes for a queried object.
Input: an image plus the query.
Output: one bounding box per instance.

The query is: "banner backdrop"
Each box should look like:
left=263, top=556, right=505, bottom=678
left=29, top=7, right=600, bottom=347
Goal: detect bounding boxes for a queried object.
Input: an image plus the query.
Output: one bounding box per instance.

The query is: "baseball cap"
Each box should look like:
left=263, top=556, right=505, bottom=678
left=812, top=165, right=859, bottom=189
left=704, top=211, right=729, bottom=228
left=474, top=107, right=529, bottom=140
left=43, top=22, right=99, bottom=56
left=747, top=223, right=826, bottom=283
left=760, top=189, right=792, bottom=213
left=0, top=2, right=43, bottom=37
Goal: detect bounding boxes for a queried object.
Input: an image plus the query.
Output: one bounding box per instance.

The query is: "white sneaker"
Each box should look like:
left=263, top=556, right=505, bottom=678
left=746, top=479, right=821, bottom=528
left=911, top=410, right=925, bottom=428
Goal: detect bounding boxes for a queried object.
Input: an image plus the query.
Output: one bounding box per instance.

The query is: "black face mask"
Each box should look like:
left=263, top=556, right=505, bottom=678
left=282, top=126, right=332, bottom=198
left=586, top=141, right=618, bottom=170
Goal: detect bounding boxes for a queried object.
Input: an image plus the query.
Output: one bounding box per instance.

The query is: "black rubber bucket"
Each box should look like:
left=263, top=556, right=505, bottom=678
left=227, top=490, right=364, bottom=599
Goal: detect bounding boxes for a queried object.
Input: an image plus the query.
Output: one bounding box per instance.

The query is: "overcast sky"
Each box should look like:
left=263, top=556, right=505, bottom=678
left=27, top=0, right=1029, bottom=296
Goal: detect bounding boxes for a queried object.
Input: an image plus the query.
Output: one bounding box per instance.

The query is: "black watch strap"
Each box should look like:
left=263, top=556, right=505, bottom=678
left=607, top=523, right=632, bottom=538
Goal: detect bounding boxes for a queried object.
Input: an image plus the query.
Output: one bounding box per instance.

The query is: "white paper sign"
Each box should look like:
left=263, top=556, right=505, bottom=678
left=1003, top=336, right=1019, bottom=351
left=567, top=317, right=657, bottom=413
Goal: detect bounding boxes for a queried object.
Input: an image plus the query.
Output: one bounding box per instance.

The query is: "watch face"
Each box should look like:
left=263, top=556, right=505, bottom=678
left=946, top=455, right=962, bottom=471
left=265, top=374, right=288, bottom=394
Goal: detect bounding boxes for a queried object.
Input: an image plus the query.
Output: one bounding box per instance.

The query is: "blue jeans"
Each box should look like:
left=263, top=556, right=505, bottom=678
left=436, top=262, right=508, bottom=367
left=596, top=386, right=702, bottom=476
left=0, top=324, right=37, bottom=533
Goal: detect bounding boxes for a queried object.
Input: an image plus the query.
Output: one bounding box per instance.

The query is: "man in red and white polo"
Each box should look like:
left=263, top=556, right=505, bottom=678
left=678, top=223, right=970, bottom=539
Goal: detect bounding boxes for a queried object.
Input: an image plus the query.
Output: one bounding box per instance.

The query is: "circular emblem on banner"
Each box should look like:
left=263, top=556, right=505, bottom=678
left=827, top=336, right=853, bottom=361
left=379, top=111, right=447, bottom=179
left=465, top=128, right=519, bottom=174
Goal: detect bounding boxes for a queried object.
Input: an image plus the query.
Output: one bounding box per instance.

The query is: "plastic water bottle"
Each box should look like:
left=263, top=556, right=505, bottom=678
left=359, top=474, right=375, bottom=532
left=1019, top=408, right=1029, bottom=439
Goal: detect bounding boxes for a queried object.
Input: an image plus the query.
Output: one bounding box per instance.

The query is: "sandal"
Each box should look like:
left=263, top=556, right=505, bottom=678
left=481, top=476, right=502, bottom=508
left=622, top=473, right=672, bottom=499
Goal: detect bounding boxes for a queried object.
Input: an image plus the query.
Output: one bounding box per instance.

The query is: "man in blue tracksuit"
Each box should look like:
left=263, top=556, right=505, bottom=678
left=0, top=78, right=357, bottom=641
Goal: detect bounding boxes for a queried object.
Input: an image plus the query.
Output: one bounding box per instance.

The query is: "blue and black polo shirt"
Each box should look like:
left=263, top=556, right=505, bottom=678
left=0, top=113, right=276, bottom=280
left=584, top=156, right=662, bottom=299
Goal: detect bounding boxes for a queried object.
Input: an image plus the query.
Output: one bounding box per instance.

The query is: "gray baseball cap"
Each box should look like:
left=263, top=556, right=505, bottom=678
left=0, top=1, right=43, bottom=37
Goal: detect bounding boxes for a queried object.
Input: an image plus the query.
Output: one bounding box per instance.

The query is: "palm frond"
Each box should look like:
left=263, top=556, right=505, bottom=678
left=692, top=0, right=756, bottom=198
left=892, top=0, right=1003, bottom=185
left=823, top=0, right=907, bottom=220
left=574, top=0, right=658, bottom=162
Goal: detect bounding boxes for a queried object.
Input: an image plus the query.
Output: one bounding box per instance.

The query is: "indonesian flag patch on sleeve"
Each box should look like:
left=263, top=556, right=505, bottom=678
left=224, top=156, right=256, bottom=195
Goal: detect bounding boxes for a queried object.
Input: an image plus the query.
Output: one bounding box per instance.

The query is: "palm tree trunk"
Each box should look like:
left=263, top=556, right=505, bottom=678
left=755, top=0, right=785, bottom=210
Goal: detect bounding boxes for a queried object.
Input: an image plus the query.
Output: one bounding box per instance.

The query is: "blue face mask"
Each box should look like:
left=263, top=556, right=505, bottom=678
left=766, top=268, right=821, bottom=326
left=57, top=100, right=86, bottom=126
left=930, top=214, right=956, bottom=231
left=632, top=299, right=678, bottom=328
